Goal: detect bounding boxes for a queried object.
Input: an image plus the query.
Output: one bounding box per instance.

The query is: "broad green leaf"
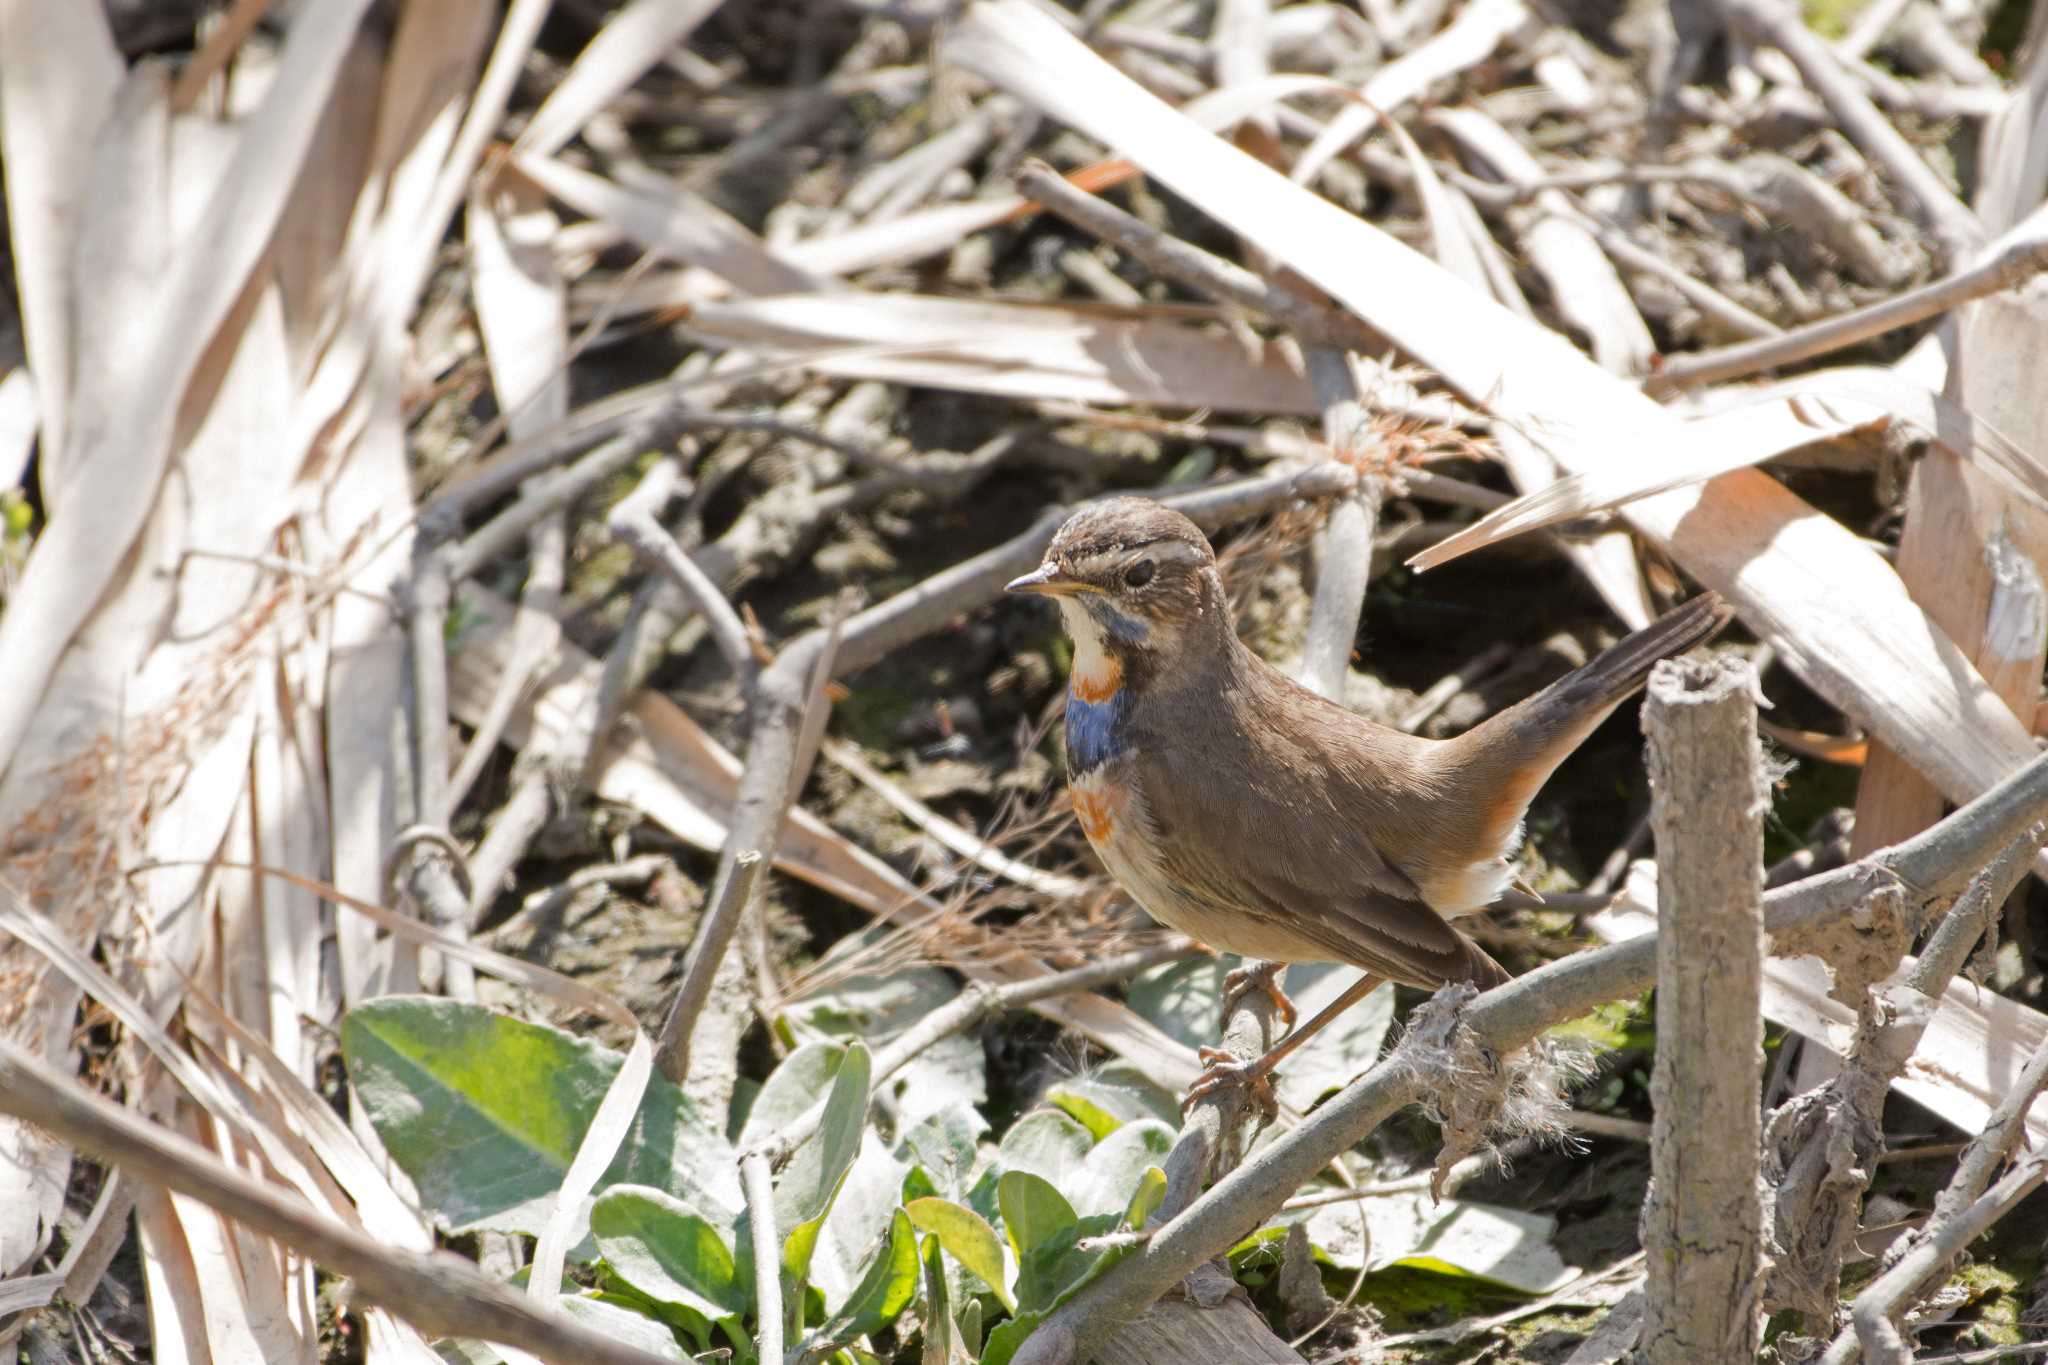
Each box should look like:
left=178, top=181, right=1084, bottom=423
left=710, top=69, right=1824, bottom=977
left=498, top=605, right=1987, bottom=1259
left=591, top=1185, right=743, bottom=1319
left=1044, top=1071, right=1175, bottom=1140
left=1067, top=1120, right=1174, bottom=1221
left=1126, top=1166, right=1166, bottom=1231
left=998, top=1172, right=1097, bottom=1312
left=784, top=963, right=988, bottom=1132
left=960, top=1298, right=982, bottom=1356
left=342, top=998, right=738, bottom=1241
left=978, top=1309, right=1042, bottom=1365
left=904, top=1197, right=1014, bottom=1311
left=557, top=1294, right=692, bottom=1361
left=780, top=1041, right=872, bottom=1283
left=801, top=1209, right=920, bottom=1356
left=896, top=1103, right=987, bottom=1202
left=997, top=1172, right=1076, bottom=1259
left=994, top=1109, right=1092, bottom=1186
left=805, top=1132, right=912, bottom=1312
left=1299, top=1189, right=1576, bottom=1293
left=740, top=1041, right=845, bottom=1150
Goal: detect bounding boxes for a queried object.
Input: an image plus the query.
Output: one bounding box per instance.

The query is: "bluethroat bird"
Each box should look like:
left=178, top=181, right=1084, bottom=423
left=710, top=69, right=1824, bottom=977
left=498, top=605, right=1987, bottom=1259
left=1007, top=497, right=1730, bottom=1109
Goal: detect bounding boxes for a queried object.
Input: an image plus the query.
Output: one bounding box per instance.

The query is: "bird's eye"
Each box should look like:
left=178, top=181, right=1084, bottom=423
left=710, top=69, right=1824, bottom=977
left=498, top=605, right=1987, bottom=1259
left=1123, top=560, right=1156, bottom=589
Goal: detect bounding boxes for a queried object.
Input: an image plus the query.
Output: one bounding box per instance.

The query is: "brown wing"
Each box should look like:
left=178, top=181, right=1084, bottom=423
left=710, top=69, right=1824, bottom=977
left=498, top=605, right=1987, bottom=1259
left=1132, top=729, right=1509, bottom=989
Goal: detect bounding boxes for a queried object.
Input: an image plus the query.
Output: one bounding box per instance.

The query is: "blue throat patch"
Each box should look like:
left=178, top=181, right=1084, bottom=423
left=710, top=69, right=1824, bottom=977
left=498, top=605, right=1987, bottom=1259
left=1066, top=686, right=1132, bottom=774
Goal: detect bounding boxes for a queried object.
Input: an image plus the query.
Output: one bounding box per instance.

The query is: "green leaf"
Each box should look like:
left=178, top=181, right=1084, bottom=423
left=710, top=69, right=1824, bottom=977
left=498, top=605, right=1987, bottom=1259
left=1297, top=1188, right=1577, bottom=1293
left=1044, top=1071, right=1176, bottom=1140
left=801, top=1209, right=920, bottom=1357
left=591, top=1185, right=743, bottom=1319
left=556, top=1294, right=692, bottom=1361
left=998, top=1172, right=1096, bottom=1312
left=1068, top=1120, right=1174, bottom=1221
left=959, top=1298, right=982, bottom=1357
left=904, top=1198, right=1014, bottom=1311
left=994, top=1109, right=1092, bottom=1186
left=803, top=1133, right=912, bottom=1313
left=341, top=998, right=738, bottom=1242
left=997, top=1172, right=1076, bottom=1259
left=978, top=1310, right=1042, bottom=1365
left=740, top=1041, right=845, bottom=1150
left=1126, top=1166, right=1166, bottom=1231
left=783, top=963, right=988, bottom=1132
left=895, top=1103, right=987, bottom=1202
left=919, top=1234, right=960, bottom=1365
left=780, top=1041, right=872, bottom=1283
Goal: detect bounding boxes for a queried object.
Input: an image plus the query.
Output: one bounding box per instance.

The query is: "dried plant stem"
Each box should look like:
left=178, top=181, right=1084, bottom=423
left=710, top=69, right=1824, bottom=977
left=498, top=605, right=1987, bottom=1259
left=1006, top=745, right=2048, bottom=1364
left=747, top=939, right=1193, bottom=1166
left=400, top=538, right=476, bottom=1000
left=448, top=509, right=565, bottom=810
left=655, top=850, right=766, bottom=1085
left=0, top=1039, right=676, bottom=1365
left=1299, top=352, right=1381, bottom=703
left=741, top=1151, right=783, bottom=1365
left=1649, top=217, right=2048, bottom=392
left=608, top=457, right=756, bottom=677
left=1640, top=657, right=1766, bottom=1364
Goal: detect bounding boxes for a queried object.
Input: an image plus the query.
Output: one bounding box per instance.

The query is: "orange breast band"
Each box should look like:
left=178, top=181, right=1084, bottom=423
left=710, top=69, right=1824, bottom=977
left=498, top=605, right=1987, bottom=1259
left=1071, top=654, right=1122, bottom=703
left=1072, top=781, right=1125, bottom=842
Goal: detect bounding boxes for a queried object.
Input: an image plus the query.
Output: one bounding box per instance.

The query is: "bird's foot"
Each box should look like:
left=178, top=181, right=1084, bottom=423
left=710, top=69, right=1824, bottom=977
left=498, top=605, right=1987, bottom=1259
left=1183, top=1045, right=1279, bottom=1123
left=1220, top=960, right=1297, bottom=1032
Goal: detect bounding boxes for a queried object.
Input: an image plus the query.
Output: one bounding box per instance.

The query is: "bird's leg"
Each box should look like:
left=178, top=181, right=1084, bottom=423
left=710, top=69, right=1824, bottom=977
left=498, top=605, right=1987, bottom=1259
left=1219, top=959, right=1297, bottom=1032
left=1184, top=972, right=1384, bottom=1119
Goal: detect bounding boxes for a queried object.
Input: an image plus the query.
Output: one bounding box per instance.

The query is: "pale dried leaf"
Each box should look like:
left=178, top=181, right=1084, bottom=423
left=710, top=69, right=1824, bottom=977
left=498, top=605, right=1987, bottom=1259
left=516, top=149, right=836, bottom=296
left=0, top=0, right=121, bottom=469
left=518, top=0, right=728, bottom=157
left=680, top=292, right=1321, bottom=413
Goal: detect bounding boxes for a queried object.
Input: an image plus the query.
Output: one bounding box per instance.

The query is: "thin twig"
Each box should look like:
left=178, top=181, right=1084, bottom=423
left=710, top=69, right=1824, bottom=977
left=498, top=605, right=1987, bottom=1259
left=0, top=1039, right=676, bottom=1365
left=741, top=1151, right=783, bottom=1365
left=448, top=509, right=565, bottom=810
left=400, top=534, right=476, bottom=1000
left=1016, top=159, right=1390, bottom=356
left=608, top=458, right=756, bottom=677
left=655, top=850, right=768, bottom=1086
left=1833, top=1152, right=2048, bottom=1365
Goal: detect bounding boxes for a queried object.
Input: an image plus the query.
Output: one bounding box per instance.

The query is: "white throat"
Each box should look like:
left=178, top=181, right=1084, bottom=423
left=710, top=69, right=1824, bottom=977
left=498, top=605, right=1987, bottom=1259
left=1058, top=599, right=1115, bottom=687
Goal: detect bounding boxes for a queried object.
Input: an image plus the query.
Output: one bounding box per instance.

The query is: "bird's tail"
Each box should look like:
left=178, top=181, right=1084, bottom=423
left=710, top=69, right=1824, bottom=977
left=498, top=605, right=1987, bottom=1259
left=1537, top=591, right=1734, bottom=725
left=1450, top=592, right=1734, bottom=845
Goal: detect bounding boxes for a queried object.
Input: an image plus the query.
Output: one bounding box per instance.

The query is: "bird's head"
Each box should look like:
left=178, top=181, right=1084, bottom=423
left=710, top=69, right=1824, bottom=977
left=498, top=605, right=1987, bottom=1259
left=1006, top=498, right=1230, bottom=689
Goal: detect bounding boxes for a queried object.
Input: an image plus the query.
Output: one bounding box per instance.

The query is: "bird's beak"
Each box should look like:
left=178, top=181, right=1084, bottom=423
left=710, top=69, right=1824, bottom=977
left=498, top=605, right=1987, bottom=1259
left=1005, top=564, right=1091, bottom=597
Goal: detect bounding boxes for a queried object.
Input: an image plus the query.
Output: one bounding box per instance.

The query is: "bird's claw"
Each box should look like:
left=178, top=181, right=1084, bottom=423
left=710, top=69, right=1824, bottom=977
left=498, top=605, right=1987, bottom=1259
left=1183, top=1045, right=1279, bottom=1122
left=1220, top=960, right=1297, bottom=1032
